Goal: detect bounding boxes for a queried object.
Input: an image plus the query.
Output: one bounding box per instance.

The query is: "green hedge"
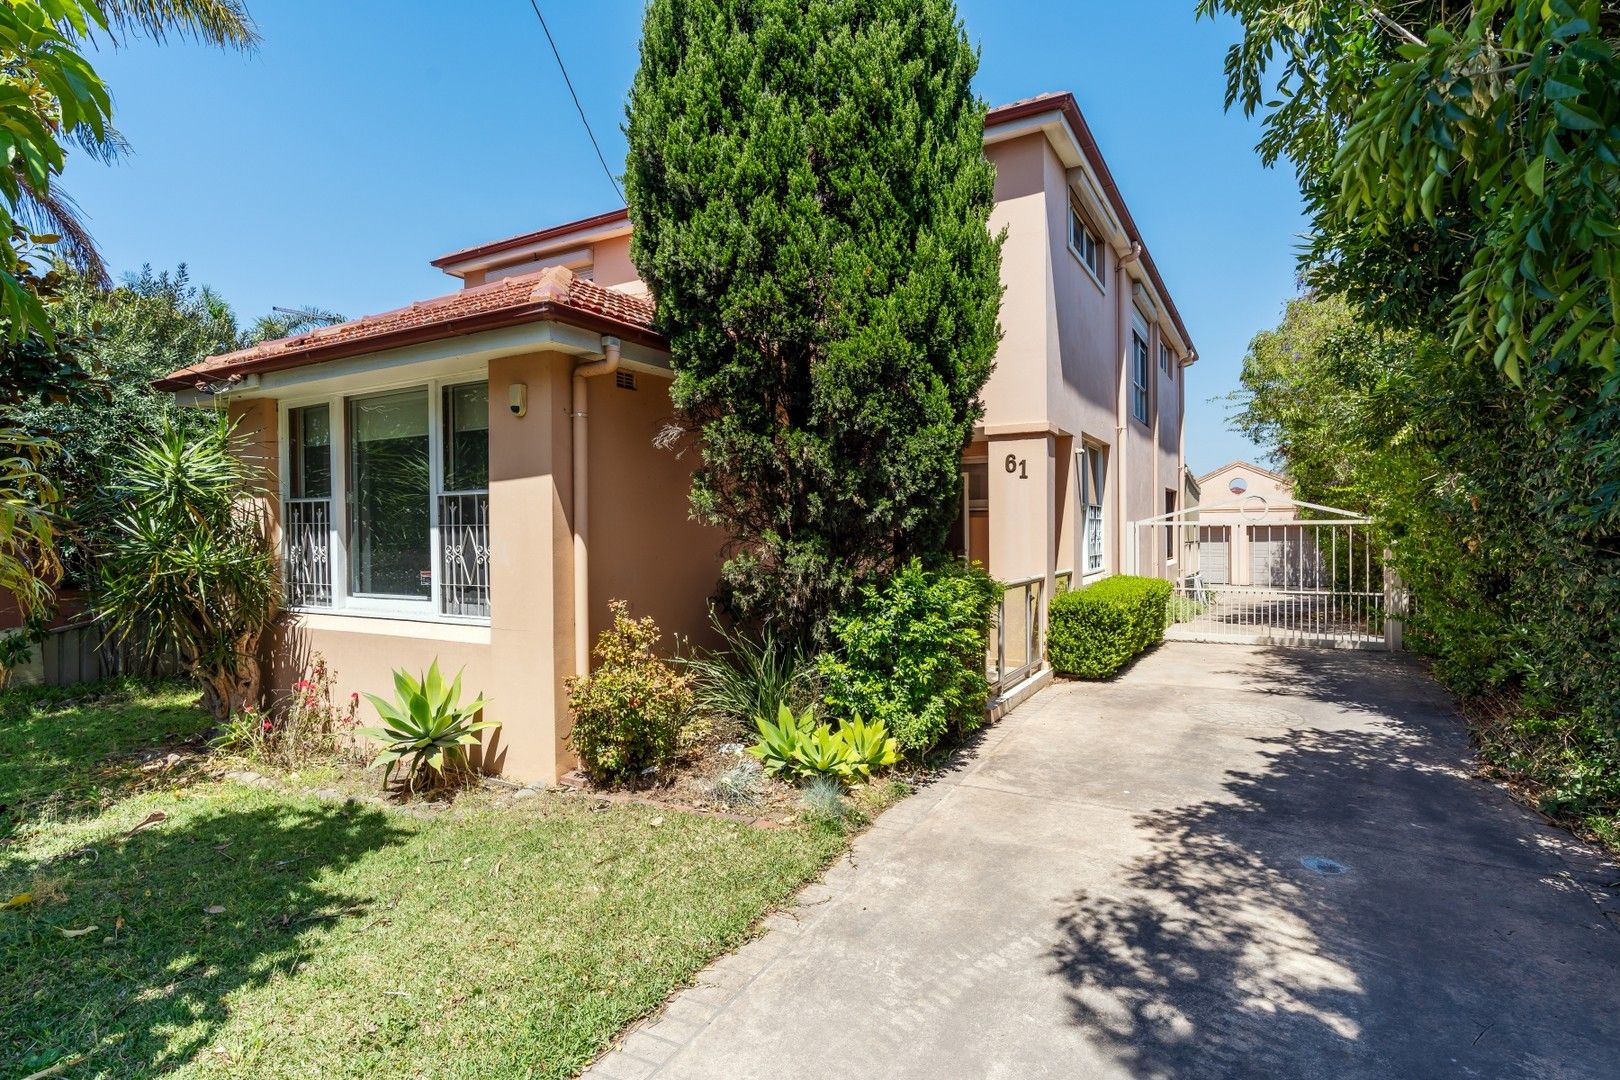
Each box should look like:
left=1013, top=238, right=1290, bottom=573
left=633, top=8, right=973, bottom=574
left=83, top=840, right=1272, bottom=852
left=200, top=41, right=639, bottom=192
left=818, top=558, right=1002, bottom=755
left=1047, top=575, right=1172, bottom=680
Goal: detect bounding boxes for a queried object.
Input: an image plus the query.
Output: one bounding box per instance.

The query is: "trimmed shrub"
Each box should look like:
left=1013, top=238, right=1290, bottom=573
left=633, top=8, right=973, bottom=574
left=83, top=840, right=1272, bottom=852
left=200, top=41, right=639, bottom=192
left=1048, top=576, right=1172, bottom=680
left=566, top=601, right=694, bottom=784
left=817, top=558, right=1001, bottom=755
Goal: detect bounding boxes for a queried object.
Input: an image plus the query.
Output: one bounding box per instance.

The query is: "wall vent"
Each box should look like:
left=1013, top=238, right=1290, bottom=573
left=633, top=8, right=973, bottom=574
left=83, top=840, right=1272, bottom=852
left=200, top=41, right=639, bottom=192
left=615, top=370, right=637, bottom=391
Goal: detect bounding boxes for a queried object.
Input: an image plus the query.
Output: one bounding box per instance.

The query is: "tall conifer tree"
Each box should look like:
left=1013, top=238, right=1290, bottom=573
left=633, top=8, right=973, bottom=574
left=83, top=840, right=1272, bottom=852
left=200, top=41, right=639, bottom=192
left=626, top=0, right=1003, bottom=645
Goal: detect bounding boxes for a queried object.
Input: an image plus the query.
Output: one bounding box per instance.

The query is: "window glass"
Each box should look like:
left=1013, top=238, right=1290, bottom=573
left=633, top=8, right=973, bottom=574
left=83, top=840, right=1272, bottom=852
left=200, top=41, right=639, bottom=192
left=1160, top=342, right=1173, bottom=375
left=1131, top=333, right=1151, bottom=422
left=1165, top=490, right=1177, bottom=559
left=1083, top=446, right=1106, bottom=574
left=288, top=404, right=331, bottom=499
left=1069, top=205, right=1101, bottom=279
left=442, top=382, right=490, bottom=492
left=348, top=387, right=430, bottom=599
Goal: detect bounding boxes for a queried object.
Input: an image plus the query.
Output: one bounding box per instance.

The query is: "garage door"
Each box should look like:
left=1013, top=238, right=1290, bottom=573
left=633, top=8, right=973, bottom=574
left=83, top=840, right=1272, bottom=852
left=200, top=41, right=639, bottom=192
left=1198, top=525, right=1230, bottom=584
left=1250, top=525, right=1327, bottom=588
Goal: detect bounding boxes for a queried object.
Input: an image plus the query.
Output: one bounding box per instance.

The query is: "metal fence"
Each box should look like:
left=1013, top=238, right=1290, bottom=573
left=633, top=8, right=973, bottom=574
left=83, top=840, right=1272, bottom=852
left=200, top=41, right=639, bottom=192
left=989, top=574, right=1043, bottom=693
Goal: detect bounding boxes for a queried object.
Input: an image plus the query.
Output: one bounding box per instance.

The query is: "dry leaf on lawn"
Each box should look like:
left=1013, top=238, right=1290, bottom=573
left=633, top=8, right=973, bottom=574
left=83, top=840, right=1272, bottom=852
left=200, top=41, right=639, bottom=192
left=123, top=811, right=168, bottom=838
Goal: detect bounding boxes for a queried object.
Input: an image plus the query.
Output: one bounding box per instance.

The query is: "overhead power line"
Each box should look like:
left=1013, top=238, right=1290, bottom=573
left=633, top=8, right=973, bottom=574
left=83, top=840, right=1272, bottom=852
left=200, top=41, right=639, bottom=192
left=524, top=0, right=625, bottom=205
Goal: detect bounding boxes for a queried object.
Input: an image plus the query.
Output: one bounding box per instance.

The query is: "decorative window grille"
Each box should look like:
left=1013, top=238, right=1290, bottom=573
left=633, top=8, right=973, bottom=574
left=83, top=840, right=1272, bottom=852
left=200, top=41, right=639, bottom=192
left=438, top=382, right=491, bottom=618
left=284, top=498, right=333, bottom=607
left=285, top=403, right=333, bottom=608
left=438, top=492, right=490, bottom=617
left=1082, top=446, right=1106, bottom=575
left=280, top=383, right=492, bottom=620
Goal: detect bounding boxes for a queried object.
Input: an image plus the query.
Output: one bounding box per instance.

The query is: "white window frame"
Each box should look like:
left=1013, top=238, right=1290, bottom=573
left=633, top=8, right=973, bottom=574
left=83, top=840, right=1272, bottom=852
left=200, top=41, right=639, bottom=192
left=1160, top=341, right=1173, bottom=376
left=1067, top=202, right=1105, bottom=291
left=1164, top=489, right=1178, bottom=564
left=1130, top=336, right=1151, bottom=424
left=277, top=369, right=489, bottom=625
left=1080, top=443, right=1107, bottom=578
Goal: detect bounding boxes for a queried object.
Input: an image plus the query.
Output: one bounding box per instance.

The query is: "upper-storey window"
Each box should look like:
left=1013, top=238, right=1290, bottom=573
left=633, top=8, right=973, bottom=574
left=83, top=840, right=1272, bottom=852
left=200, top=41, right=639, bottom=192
left=1160, top=341, right=1174, bottom=377
left=1131, top=324, right=1151, bottom=424
left=1068, top=203, right=1104, bottom=286
left=280, top=377, right=490, bottom=621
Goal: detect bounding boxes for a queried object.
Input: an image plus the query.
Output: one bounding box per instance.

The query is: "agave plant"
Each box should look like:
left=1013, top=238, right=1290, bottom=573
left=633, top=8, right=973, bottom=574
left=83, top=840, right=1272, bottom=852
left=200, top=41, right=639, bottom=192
left=837, top=716, right=899, bottom=780
left=358, top=660, right=495, bottom=793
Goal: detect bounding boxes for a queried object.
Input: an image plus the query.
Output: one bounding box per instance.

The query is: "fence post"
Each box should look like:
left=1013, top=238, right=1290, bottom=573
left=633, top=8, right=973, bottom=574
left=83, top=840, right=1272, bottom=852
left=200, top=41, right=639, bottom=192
left=1382, top=549, right=1406, bottom=651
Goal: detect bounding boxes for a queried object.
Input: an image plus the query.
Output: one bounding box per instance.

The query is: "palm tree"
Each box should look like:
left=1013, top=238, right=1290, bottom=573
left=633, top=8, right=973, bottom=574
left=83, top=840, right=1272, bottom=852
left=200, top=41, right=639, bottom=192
left=24, top=0, right=260, bottom=285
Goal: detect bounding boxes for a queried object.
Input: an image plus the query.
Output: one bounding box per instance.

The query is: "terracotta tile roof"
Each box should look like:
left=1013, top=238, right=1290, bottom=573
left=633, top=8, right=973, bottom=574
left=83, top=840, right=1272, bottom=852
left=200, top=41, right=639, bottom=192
left=155, top=266, right=660, bottom=392
left=431, top=207, right=631, bottom=270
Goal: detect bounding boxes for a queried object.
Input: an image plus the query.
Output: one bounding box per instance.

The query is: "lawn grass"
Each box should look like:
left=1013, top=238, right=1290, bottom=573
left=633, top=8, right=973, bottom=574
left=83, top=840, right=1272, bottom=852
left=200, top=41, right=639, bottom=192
left=1, top=682, right=871, bottom=1078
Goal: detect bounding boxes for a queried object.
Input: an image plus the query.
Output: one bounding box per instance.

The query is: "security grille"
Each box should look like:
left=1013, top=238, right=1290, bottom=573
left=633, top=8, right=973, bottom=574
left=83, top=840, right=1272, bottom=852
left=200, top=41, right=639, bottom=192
left=284, top=497, right=333, bottom=607
left=438, top=492, right=491, bottom=618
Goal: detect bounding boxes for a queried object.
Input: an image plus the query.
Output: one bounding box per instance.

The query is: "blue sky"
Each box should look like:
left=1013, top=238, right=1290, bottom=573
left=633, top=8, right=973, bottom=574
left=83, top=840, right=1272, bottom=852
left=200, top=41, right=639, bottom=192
left=64, top=0, right=1305, bottom=475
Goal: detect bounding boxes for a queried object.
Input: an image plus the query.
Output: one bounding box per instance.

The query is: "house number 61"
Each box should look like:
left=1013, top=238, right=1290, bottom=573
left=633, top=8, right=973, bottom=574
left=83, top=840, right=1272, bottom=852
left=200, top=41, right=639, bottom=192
left=1004, top=454, right=1028, bottom=479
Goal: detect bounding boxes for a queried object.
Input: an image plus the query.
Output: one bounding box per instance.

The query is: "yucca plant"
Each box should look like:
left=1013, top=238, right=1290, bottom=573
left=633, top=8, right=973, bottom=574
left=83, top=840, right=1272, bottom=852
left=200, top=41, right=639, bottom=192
left=358, top=660, right=495, bottom=793
left=96, top=416, right=276, bottom=722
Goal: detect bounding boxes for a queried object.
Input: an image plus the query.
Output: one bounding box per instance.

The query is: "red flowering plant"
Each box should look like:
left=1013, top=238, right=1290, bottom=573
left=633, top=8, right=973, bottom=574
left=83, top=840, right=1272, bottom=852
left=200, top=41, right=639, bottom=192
left=222, top=653, right=360, bottom=767
left=266, top=653, right=361, bottom=766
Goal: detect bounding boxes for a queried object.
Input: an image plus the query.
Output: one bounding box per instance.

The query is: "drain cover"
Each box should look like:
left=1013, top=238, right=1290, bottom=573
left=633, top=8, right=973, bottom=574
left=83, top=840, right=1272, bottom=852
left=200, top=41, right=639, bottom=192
left=1300, top=856, right=1347, bottom=875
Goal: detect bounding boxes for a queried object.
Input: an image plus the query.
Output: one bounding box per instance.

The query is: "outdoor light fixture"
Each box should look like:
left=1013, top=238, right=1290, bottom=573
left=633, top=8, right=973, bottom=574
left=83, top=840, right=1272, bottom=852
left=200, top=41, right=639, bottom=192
left=509, top=382, right=528, bottom=417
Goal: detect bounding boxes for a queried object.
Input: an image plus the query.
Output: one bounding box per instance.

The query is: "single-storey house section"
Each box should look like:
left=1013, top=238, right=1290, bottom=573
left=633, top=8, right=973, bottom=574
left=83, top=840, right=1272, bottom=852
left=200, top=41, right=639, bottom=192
left=158, top=91, right=1198, bottom=784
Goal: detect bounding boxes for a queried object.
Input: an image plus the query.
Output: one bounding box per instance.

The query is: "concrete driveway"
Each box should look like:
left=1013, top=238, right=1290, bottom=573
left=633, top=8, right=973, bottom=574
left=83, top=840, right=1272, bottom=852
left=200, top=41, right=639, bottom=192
left=586, top=643, right=1620, bottom=1079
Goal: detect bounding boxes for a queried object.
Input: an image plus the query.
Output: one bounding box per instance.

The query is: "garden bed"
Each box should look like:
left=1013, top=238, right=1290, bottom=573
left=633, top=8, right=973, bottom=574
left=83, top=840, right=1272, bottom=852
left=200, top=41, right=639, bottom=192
left=0, top=680, right=901, bottom=1079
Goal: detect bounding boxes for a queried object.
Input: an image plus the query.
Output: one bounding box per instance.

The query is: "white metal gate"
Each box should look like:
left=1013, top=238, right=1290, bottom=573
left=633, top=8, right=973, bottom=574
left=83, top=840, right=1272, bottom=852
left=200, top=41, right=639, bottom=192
left=1132, top=499, right=1406, bottom=650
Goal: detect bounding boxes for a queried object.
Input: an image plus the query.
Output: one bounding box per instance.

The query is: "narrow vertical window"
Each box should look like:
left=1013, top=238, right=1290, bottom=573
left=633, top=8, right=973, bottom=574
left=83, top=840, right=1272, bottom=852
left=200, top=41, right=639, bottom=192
left=1131, top=331, right=1151, bottom=423
left=1083, top=446, right=1106, bottom=575
left=439, top=382, right=491, bottom=617
left=348, top=387, right=431, bottom=599
left=285, top=404, right=332, bottom=607
left=1164, top=489, right=1177, bottom=560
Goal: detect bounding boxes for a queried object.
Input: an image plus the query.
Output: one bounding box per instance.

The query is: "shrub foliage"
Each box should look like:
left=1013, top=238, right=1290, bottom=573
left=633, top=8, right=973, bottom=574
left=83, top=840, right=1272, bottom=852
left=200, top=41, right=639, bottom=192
left=817, top=558, right=1000, bottom=754
left=624, top=0, right=1003, bottom=645
left=566, top=601, right=694, bottom=785
left=1047, top=576, right=1171, bottom=681
left=96, top=416, right=277, bottom=721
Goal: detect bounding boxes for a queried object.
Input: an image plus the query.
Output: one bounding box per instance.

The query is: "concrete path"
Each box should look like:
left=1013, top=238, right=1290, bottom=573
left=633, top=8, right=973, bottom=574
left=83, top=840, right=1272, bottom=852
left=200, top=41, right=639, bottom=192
left=585, top=644, right=1620, bottom=1079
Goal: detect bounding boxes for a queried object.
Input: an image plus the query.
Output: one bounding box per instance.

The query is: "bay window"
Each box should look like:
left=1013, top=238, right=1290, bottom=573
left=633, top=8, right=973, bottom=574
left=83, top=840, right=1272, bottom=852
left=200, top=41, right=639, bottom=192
left=280, top=376, right=490, bottom=621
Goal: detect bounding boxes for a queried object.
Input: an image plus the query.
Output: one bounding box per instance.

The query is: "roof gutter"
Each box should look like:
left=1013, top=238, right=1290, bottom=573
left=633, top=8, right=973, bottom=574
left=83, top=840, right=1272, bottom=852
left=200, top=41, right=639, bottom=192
left=986, top=95, right=1196, bottom=360
left=152, top=302, right=666, bottom=393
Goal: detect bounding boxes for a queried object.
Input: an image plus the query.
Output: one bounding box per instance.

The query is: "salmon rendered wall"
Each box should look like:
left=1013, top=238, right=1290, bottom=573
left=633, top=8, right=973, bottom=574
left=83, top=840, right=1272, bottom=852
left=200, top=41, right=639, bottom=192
left=584, top=369, right=727, bottom=654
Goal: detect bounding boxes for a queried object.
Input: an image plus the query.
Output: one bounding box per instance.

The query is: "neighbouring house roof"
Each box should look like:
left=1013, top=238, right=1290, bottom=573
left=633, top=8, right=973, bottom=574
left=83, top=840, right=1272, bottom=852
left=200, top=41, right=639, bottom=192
left=430, top=207, right=631, bottom=272
left=154, top=266, right=660, bottom=392
left=1197, top=460, right=1291, bottom=487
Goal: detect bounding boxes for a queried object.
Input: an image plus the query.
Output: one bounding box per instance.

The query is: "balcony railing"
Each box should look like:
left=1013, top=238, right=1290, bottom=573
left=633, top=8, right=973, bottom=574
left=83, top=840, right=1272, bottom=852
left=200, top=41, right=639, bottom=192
left=989, top=574, right=1043, bottom=694
left=284, top=497, right=333, bottom=608
left=439, top=492, right=491, bottom=618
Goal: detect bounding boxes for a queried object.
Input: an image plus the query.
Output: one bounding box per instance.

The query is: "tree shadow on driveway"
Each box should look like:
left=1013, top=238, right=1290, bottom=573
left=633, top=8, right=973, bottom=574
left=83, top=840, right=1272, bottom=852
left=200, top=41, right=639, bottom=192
left=1049, top=648, right=1620, bottom=1079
